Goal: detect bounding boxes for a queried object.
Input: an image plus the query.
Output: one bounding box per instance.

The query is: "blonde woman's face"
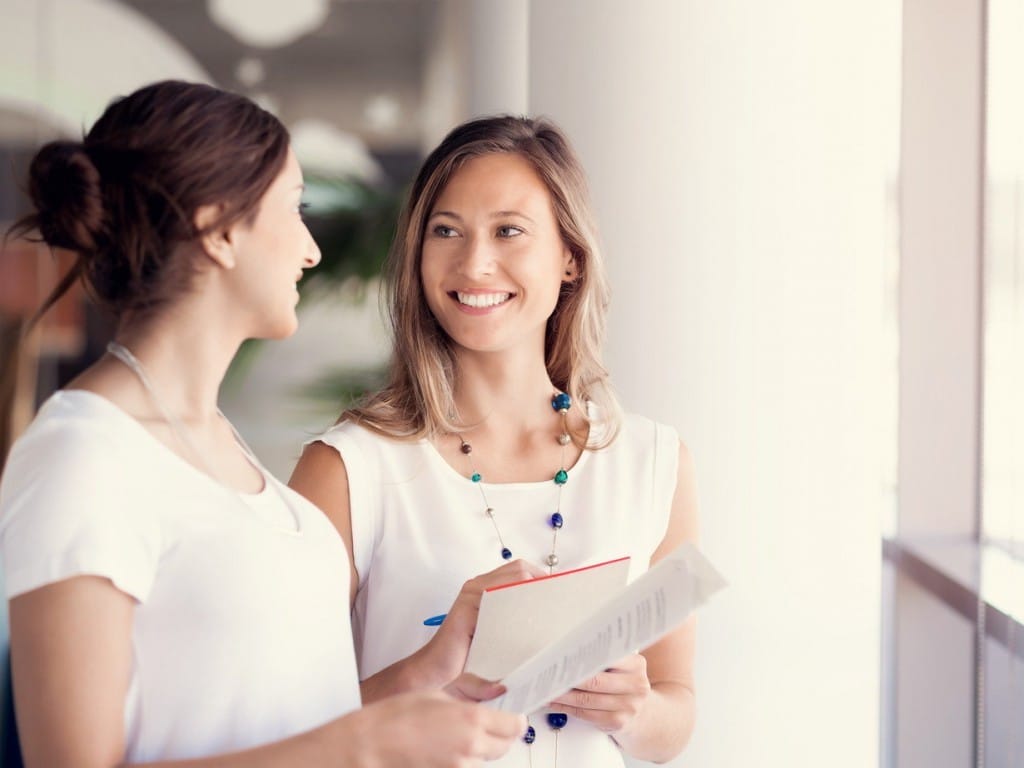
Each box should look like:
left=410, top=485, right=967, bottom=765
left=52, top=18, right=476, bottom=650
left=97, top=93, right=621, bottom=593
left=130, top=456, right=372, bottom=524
left=420, top=152, right=572, bottom=357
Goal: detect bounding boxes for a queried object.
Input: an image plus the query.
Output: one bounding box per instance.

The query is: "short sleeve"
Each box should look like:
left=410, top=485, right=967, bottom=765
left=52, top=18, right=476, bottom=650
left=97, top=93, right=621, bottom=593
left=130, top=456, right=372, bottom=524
left=649, top=421, right=681, bottom=556
left=0, top=415, right=161, bottom=602
left=310, top=423, right=379, bottom=584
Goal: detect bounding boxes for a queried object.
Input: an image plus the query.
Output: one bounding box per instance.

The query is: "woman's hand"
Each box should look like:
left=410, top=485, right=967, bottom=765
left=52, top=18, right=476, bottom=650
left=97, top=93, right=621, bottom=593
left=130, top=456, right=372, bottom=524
left=416, top=559, right=547, bottom=685
left=337, top=685, right=525, bottom=768
left=547, top=653, right=652, bottom=737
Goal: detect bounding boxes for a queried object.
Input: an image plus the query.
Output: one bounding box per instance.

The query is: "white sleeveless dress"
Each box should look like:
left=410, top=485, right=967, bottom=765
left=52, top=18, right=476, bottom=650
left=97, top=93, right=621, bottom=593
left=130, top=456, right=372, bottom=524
left=315, top=412, right=679, bottom=767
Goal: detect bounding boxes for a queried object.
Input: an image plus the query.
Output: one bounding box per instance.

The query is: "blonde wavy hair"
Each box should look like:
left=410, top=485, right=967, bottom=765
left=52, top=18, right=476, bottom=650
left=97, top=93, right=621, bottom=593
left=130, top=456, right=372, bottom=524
left=345, top=115, right=621, bottom=449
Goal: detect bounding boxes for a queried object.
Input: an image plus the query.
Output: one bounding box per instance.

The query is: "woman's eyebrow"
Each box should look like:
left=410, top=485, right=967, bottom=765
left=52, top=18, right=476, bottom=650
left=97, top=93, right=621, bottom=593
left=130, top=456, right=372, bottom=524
left=428, top=210, right=462, bottom=221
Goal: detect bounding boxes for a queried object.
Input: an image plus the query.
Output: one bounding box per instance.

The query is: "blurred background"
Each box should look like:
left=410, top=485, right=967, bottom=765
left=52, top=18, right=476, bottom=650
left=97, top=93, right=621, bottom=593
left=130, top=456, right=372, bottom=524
left=0, top=1, right=1020, bottom=766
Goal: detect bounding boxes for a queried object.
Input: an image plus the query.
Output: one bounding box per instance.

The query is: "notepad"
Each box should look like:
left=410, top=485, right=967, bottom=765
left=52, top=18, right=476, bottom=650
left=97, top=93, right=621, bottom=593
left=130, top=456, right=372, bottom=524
left=469, top=543, right=726, bottom=715
left=464, top=556, right=632, bottom=681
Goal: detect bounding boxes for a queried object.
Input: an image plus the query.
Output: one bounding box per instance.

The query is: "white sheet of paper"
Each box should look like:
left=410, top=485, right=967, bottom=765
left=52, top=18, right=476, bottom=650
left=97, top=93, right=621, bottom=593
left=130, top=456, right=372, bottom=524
left=484, top=543, right=726, bottom=714
left=464, top=556, right=631, bottom=681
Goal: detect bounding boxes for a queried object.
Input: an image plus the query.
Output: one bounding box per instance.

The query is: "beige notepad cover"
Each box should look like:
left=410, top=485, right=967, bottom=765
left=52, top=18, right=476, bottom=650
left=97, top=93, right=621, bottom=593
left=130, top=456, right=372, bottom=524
left=464, top=556, right=631, bottom=681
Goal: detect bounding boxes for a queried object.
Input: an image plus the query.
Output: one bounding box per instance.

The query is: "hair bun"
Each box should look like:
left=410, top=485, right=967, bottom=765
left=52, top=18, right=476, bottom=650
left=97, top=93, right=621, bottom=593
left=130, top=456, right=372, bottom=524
left=28, top=140, right=105, bottom=253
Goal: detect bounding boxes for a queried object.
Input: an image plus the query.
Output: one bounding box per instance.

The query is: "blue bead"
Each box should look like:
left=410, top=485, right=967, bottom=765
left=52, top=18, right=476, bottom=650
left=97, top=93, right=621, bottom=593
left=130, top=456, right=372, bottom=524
left=501, top=547, right=512, bottom=560
left=546, top=712, right=569, bottom=730
left=554, top=469, right=568, bottom=485
left=550, top=512, right=564, bottom=529
left=551, top=392, right=572, bottom=412
left=471, top=472, right=481, bottom=483
left=523, top=725, right=536, bottom=744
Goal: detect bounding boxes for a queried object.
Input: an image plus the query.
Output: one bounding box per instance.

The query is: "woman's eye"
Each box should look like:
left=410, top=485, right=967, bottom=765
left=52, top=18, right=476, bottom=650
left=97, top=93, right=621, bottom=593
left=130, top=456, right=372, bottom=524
left=298, top=202, right=311, bottom=217
left=497, top=225, right=524, bottom=238
left=432, top=224, right=458, bottom=238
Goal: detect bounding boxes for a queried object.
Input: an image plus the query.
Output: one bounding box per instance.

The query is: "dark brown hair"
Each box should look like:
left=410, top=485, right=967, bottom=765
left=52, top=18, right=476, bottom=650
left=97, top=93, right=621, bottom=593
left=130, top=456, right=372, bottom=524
left=9, top=80, right=289, bottom=323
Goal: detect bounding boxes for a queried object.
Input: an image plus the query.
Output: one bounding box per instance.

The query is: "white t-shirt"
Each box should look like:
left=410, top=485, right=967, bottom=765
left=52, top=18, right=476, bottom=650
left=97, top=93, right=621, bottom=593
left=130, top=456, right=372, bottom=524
left=0, top=390, right=361, bottom=762
left=317, top=412, right=679, bottom=767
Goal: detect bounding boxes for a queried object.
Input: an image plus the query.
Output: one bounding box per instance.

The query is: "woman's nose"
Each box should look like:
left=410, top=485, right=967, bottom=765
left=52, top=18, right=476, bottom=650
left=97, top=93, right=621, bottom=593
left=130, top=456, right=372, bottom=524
left=304, top=233, right=322, bottom=268
left=457, top=235, right=495, bottom=278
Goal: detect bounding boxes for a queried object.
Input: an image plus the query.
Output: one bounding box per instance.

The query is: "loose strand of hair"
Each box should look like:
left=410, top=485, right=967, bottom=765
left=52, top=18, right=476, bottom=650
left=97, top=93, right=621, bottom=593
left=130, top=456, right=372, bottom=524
left=27, top=253, right=85, bottom=330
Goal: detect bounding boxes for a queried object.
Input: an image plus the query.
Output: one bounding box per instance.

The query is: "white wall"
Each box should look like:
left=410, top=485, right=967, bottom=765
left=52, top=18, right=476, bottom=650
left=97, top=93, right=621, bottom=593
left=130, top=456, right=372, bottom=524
left=0, top=0, right=209, bottom=139
left=522, top=2, right=893, bottom=765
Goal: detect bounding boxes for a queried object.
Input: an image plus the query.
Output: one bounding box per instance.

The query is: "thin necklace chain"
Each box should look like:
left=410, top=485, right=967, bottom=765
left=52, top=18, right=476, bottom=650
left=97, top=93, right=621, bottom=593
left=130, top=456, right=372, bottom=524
left=458, top=396, right=570, bottom=575
left=454, top=393, right=574, bottom=766
left=105, top=341, right=302, bottom=534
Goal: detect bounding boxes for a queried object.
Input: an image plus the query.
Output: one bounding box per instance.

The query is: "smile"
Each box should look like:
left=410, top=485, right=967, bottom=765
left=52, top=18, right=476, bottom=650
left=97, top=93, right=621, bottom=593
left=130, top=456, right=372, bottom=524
left=453, top=291, right=513, bottom=308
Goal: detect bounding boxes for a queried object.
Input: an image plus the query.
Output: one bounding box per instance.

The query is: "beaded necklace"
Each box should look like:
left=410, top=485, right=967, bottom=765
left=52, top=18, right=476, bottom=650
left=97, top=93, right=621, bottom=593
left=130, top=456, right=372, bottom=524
left=458, top=391, right=572, bottom=574
left=455, top=391, right=575, bottom=766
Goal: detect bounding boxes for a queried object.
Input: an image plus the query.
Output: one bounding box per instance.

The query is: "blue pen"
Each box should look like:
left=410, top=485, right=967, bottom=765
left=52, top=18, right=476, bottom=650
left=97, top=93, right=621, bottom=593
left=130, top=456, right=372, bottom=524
left=423, top=613, right=447, bottom=626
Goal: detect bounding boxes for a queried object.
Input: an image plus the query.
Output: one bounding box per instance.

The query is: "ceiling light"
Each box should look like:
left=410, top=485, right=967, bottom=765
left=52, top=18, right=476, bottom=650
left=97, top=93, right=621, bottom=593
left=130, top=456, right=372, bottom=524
left=235, top=57, right=265, bottom=87
left=207, top=0, right=329, bottom=48
left=364, top=94, right=401, bottom=132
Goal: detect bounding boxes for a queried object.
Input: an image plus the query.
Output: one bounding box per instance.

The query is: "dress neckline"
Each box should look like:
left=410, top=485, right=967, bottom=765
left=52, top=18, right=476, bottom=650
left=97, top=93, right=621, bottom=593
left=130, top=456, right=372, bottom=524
left=54, top=389, right=268, bottom=496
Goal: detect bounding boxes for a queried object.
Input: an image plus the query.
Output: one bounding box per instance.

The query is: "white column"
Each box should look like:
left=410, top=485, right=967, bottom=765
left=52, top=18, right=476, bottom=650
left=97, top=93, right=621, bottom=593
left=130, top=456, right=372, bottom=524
left=467, top=0, right=528, bottom=117
left=899, top=0, right=983, bottom=539
left=420, top=0, right=470, bottom=151
left=896, top=0, right=985, bottom=764
left=422, top=0, right=528, bottom=151
left=528, top=2, right=893, bottom=766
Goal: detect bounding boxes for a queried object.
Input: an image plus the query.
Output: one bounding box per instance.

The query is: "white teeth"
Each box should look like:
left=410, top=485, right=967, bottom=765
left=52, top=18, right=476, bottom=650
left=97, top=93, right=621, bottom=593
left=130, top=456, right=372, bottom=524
left=456, top=292, right=511, bottom=308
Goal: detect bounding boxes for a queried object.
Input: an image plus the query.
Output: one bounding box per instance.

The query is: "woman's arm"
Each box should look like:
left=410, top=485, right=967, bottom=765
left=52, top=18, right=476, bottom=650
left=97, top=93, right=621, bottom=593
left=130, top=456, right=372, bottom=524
left=289, top=441, right=444, bottom=699
left=11, top=577, right=134, bottom=767
left=10, top=576, right=523, bottom=768
left=289, top=442, right=544, bottom=703
left=548, top=440, right=699, bottom=763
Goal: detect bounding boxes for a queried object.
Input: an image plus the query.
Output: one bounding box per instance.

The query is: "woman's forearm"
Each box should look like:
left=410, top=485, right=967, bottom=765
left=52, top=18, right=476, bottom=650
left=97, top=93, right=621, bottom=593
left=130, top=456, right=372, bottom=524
left=357, top=643, right=453, bottom=704
left=611, top=681, right=696, bottom=764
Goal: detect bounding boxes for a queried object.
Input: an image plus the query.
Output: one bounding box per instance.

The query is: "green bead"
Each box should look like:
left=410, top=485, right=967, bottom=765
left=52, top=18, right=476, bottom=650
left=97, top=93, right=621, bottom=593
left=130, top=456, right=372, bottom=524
left=554, top=469, right=568, bottom=485
left=471, top=472, right=482, bottom=483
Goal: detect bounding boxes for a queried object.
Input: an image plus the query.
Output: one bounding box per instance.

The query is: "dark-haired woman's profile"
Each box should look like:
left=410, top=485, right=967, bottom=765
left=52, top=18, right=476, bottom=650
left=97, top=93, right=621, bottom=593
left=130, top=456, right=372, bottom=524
left=0, top=80, right=523, bottom=767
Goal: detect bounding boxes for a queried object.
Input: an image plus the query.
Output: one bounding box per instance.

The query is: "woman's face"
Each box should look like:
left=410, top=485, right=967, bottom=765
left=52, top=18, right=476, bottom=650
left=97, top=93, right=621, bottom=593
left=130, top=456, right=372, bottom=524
left=419, top=152, right=572, bottom=357
left=227, top=148, right=320, bottom=339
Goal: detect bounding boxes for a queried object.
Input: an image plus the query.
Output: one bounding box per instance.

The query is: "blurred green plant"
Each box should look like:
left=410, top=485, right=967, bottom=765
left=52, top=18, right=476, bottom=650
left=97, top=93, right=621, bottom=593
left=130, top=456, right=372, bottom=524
left=299, top=174, right=402, bottom=294
left=301, top=364, right=390, bottom=410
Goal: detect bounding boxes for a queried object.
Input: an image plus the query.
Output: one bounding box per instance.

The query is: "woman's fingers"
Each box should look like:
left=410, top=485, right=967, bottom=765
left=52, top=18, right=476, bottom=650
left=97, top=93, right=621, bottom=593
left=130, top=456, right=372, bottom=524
left=547, top=653, right=651, bottom=733
left=446, top=672, right=506, bottom=702
left=466, top=559, right=547, bottom=593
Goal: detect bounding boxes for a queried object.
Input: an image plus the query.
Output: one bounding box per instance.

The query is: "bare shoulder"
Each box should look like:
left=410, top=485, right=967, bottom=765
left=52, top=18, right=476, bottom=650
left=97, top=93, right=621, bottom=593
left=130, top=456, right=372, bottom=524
left=288, top=439, right=350, bottom=520
left=676, top=438, right=697, bottom=483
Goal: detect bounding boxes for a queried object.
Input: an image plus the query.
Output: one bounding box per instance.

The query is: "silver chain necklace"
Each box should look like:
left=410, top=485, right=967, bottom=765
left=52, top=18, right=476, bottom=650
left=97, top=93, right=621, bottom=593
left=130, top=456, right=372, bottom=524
left=105, top=340, right=302, bottom=535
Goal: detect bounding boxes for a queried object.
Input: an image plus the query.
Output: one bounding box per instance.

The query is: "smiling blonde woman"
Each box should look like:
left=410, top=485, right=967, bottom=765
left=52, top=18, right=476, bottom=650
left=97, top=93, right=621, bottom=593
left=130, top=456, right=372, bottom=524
left=291, top=115, right=700, bottom=768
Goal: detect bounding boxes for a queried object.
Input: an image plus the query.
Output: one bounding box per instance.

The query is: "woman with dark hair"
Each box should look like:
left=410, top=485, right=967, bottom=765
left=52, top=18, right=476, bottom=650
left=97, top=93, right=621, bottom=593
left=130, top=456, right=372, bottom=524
left=291, top=115, right=699, bottom=767
left=0, top=81, right=523, bottom=767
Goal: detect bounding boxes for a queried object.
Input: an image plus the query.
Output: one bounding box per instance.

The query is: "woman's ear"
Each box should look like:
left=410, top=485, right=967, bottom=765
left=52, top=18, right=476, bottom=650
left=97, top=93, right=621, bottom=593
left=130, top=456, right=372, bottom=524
left=194, top=203, right=235, bottom=269
left=562, top=249, right=579, bottom=282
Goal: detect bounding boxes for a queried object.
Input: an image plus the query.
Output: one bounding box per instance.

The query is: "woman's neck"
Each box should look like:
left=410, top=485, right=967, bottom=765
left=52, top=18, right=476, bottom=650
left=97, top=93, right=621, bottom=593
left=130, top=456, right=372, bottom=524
left=451, top=349, right=563, bottom=434
left=96, top=298, right=244, bottom=426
